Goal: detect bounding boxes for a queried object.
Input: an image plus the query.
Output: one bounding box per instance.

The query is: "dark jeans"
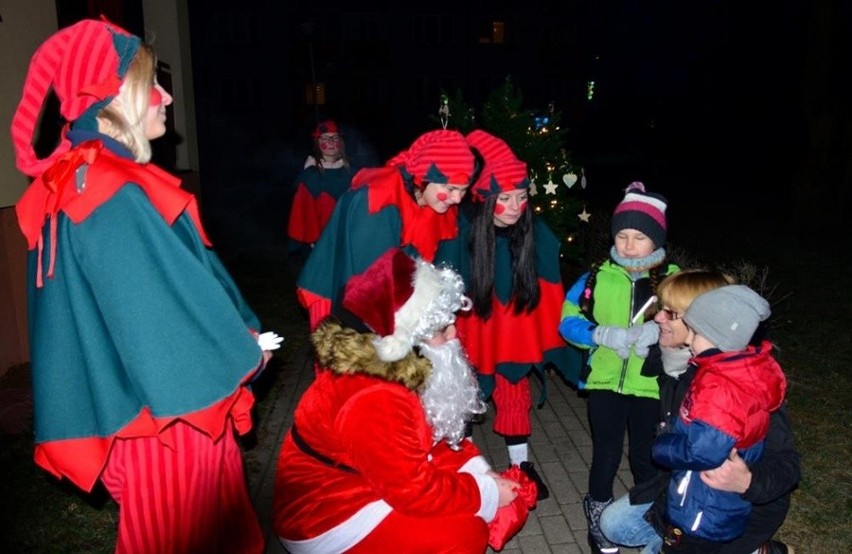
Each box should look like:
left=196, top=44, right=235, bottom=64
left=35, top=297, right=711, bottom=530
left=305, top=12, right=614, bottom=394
left=588, top=389, right=660, bottom=501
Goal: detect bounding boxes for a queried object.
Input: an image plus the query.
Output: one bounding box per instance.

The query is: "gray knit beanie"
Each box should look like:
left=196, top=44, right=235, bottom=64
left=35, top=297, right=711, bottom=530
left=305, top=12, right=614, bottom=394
left=683, top=285, right=770, bottom=352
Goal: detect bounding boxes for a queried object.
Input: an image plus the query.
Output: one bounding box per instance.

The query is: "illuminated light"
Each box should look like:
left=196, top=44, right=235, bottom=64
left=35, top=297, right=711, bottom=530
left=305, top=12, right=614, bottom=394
left=586, top=80, right=595, bottom=101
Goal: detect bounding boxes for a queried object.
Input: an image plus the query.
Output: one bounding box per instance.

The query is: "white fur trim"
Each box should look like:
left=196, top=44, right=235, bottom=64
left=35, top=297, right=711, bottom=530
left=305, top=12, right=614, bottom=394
left=376, top=261, right=444, bottom=362
left=396, top=260, right=444, bottom=333
left=458, top=455, right=498, bottom=522
left=279, top=499, right=392, bottom=553
left=373, top=335, right=413, bottom=363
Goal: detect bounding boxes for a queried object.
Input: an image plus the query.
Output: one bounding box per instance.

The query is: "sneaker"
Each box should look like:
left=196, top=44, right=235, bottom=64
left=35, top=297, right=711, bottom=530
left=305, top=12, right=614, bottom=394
left=759, top=540, right=795, bottom=554
left=519, top=461, right=550, bottom=500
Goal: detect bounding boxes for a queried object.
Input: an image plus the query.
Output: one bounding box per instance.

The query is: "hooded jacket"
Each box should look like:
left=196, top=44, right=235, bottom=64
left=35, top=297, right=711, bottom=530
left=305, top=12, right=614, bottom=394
left=652, top=341, right=787, bottom=541
left=560, top=260, right=677, bottom=398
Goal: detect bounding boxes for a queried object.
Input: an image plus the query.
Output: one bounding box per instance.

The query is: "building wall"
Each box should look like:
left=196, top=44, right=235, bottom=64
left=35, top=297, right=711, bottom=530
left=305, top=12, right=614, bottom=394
left=0, top=0, right=195, bottom=377
left=0, top=0, right=58, bottom=377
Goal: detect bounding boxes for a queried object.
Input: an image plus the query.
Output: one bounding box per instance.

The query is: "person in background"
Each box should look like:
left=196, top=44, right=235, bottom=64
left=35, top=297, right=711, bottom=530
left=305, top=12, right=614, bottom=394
left=11, top=19, right=277, bottom=553
left=600, top=270, right=800, bottom=554
left=274, top=248, right=523, bottom=553
left=559, top=182, right=677, bottom=554
left=437, top=130, right=578, bottom=501
left=296, top=129, right=474, bottom=329
left=287, top=120, right=354, bottom=259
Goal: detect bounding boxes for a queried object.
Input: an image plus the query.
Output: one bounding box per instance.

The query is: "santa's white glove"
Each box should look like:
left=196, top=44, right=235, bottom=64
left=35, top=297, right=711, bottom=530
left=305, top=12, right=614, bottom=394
left=257, top=331, right=284, bottom=351
left=627, top=321, right=660, bottom=358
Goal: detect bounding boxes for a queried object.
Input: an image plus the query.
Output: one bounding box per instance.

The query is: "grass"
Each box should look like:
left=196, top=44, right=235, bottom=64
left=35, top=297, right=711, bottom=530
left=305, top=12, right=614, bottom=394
left=2, top=217, right=850, bottom=552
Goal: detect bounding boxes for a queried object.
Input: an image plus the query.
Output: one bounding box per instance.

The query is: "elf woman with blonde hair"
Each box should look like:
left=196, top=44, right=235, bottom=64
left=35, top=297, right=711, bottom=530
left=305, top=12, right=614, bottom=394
left=12, top=19, right=273, bottom=553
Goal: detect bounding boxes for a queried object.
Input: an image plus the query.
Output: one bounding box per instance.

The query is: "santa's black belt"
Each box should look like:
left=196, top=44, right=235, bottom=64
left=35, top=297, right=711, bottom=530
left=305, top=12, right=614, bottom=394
left=289, top=423, right=357, bottom=474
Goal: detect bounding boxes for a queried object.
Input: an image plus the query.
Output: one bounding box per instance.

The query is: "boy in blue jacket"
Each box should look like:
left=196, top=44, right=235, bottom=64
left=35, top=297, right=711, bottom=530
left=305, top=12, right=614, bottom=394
left=652, top=285, right=787, bottom=552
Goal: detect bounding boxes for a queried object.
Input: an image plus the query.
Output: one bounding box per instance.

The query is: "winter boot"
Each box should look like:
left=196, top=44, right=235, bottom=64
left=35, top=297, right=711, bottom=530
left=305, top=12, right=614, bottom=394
left=583, top=494, right=619, bottom=554
left=519, top=461, right=550, bottom=500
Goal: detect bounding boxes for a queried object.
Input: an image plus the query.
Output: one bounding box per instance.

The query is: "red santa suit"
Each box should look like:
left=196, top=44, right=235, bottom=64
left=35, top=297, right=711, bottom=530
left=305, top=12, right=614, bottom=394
left=273, top=321, right=496, bottom=553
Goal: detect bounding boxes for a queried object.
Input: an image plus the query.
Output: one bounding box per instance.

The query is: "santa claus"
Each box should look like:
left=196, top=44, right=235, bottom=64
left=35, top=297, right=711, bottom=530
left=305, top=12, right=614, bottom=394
left=274, top=248, right=529, bottom=553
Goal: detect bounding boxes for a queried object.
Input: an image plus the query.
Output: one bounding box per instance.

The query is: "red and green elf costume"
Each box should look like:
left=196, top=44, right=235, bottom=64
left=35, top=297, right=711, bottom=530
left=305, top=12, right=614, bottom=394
left=287, top=121, right=354, bottom=251
left=11, top=19, right=264, bottom=553
left=296, top=129, right=475, bottom=329
left=436, top=130, right=580, bottom=438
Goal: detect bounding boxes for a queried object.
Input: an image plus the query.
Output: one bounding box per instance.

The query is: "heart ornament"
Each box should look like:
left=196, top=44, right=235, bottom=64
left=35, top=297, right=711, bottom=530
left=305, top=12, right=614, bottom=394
left=562, top=173, right=578, bottom=188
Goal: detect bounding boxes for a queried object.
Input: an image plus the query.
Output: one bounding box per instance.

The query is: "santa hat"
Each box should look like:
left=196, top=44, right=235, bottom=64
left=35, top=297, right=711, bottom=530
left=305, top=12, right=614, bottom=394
left=311, top=120, right=340, bottom=138
left=342, top=248, right=470, bottom=362
left=386, top=129, right=474, bottom=188
left=11, top=18, right=142, bottom=177
left=611, top=181, right=668, bottom=248
left=465, top=130, right=529, bottom=201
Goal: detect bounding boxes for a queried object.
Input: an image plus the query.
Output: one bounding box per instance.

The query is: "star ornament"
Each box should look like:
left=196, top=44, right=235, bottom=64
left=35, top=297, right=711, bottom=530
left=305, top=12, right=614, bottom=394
left=578, top=208, right=591, bottom=223
left=543, top=181, right=558, bottom=195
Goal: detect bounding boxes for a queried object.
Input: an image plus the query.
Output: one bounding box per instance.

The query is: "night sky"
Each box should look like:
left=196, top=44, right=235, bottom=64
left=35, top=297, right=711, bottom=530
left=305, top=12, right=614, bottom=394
left=180, top=0, right=847, bottom=247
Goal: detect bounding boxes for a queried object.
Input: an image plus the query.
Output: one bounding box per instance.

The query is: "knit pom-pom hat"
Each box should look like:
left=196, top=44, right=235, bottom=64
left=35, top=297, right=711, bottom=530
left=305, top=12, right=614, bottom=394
left=11, top=18, right=142, bottom=177
left=342, top=248, right=471, bottom=362
left=386, top=130, right=474, bottom=188
left=611, top=181, right=668, bottom=248
left=465, top=130, right=529, bottom=202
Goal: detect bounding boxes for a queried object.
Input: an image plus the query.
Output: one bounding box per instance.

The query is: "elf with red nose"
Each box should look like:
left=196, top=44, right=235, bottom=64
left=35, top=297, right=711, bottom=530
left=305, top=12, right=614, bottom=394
left=437, top=130, right=578, bottom=501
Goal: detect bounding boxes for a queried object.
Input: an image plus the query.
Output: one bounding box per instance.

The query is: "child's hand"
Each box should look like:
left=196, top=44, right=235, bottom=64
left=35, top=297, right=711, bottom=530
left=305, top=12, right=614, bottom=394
left=628, top=321, right=660, bottom=358
left=593, top=325, right=631, bottom=359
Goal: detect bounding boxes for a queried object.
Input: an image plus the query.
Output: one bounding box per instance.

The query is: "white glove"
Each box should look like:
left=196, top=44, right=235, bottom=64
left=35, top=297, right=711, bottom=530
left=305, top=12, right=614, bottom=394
left=257, top=331, right=284, bottom=351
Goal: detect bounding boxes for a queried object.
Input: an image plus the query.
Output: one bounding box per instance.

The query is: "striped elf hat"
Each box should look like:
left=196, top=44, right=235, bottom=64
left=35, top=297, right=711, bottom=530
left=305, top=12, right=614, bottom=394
left=465, top=130, right=529, bottom=202
left=611, top=181, right=668, bottom=248
left=386, top=129, right=474, bottom=187
left=10, top=18, right=141, bottom=177
left=311, top=120, right=340, bottom=138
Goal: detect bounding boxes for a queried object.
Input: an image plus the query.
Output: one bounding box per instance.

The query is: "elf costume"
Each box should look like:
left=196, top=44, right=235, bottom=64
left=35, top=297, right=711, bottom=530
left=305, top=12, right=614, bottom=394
left=296, top=129, right=474, bottom=329
left=11, top=19, right=264, bottom=553
left=287, top=121, right=354, bottom=252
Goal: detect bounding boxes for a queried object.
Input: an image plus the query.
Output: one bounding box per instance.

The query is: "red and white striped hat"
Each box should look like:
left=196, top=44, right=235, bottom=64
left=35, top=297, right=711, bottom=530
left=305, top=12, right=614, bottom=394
left=386, top=130, right=474, bottom=188
left=10, top=18, right=141, bottom=177
left=465, top=129, right=529, bottom=201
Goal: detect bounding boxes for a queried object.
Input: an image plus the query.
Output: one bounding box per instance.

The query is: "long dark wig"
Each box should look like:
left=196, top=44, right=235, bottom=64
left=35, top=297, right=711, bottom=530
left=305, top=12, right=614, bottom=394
left=469, top=194, right=540, bottom=319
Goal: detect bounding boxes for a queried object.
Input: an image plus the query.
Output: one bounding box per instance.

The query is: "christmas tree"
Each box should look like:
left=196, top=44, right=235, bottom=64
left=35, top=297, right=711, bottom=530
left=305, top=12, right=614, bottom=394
left=436, top=77, right=588, bottom=259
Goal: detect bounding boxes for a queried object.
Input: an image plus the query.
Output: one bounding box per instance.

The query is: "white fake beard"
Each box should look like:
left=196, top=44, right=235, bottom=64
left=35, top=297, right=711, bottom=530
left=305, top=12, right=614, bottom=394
left=418, top=339, right=486, bottom=449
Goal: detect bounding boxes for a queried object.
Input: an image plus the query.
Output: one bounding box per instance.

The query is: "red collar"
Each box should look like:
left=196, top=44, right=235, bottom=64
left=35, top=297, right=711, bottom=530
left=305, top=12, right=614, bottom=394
left=352, top=167, right=458, bottom=261
left=16, top=140, right=210, bottom=286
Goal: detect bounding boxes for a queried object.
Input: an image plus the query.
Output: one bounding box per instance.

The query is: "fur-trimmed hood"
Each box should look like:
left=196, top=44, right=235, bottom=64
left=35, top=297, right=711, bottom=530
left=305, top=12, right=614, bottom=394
left=312, top=319, right=432, bottom=390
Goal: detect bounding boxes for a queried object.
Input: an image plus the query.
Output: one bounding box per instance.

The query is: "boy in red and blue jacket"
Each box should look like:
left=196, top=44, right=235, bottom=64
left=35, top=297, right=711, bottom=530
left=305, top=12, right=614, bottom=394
left=652, top=285, right=787, bottom=552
